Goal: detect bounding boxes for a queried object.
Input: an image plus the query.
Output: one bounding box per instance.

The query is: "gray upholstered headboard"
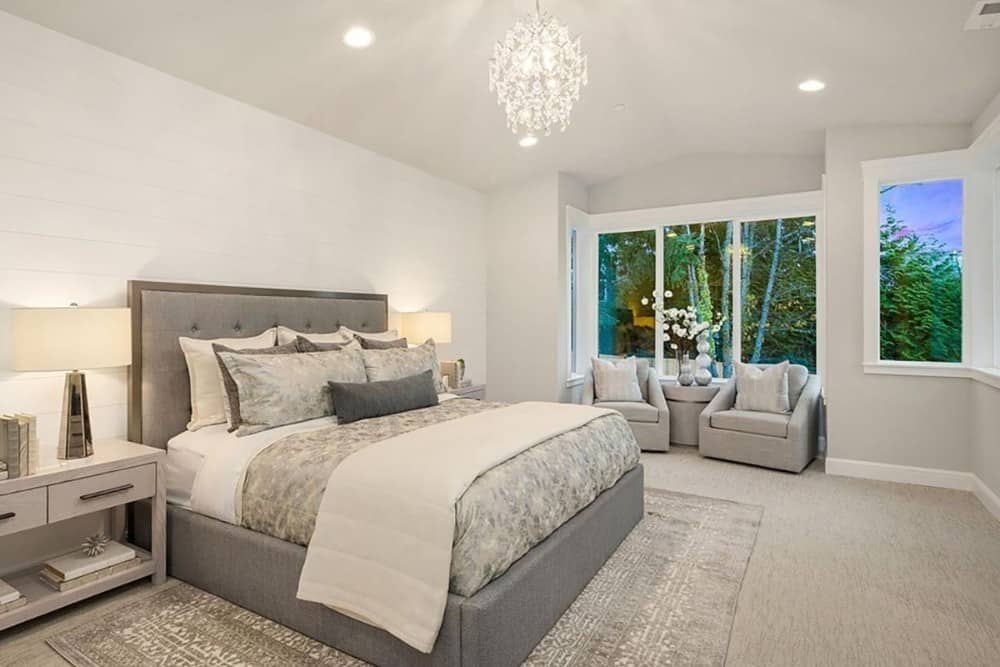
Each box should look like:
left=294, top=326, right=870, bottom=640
left=126, top=281, right=388, bottom=448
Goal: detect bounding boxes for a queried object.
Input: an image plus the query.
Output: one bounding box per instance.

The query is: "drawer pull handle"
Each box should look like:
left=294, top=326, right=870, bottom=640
left=80, top=483, right=134, bottom=501
left=0, top=512, right=15, bottom=521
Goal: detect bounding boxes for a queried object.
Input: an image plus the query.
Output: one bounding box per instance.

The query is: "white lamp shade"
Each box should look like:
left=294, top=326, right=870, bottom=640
left=400, top=312, right=452, bottom=344
left=12, top=307, right=132, bottom=371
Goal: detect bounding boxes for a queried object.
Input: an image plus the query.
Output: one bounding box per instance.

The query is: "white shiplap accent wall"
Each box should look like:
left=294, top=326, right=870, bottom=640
left=0, top=11, right=487, bottom=465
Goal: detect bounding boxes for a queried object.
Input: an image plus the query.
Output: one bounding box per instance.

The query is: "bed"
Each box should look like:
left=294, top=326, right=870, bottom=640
left=128, top=280, right=644, bottom=667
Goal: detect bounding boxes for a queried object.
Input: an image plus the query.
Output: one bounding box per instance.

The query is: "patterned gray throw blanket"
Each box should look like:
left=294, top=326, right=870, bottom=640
left=240, top=399, right=639, bottom=596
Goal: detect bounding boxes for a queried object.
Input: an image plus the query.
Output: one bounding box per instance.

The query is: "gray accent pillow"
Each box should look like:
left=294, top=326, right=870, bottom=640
left=294, top=335, right=362, bottom=353
left=218, top=349, right=368, bottom=436
left=328, top=370, right=439, bottom=425
left=354, top=334, right=408, bottom=349
left=361, top=339, right=444, bottom=392
left=213, top=341, right=299, bottom=432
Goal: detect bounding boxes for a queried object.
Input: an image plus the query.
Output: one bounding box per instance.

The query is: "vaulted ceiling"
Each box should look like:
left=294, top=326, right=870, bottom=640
left=2, top=0, right=998, bottom=191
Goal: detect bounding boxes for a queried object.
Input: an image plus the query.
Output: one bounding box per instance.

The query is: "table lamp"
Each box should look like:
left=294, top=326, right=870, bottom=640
left=400, top=311, right=452, bottom=345
left=12, top=306, right=131, bottom=459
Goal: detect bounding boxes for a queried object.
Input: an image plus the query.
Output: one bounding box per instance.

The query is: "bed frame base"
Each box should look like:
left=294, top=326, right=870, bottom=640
left=163, top=465, right=644, bottom=667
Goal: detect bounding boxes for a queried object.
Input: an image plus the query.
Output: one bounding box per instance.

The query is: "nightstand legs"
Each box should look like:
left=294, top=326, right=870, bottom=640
left=152, top=460, right=166, bottom=584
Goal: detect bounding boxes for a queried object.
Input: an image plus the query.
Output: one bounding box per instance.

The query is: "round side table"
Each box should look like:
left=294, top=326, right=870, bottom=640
left=663, top=384, right=721, bottom=446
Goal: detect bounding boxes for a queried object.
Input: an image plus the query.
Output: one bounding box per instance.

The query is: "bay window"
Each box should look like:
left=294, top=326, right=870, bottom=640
left=588, top=191, right=823, bottom=379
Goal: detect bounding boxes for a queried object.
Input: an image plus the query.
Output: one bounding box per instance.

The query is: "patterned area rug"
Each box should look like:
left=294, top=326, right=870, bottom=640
left=48, top=488, right=761, bottom=667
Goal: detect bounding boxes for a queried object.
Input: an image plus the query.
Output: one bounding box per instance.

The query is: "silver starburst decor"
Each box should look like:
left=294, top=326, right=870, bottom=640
left=489, top=0, right=588, bottom=142
left=82, top=532, right=110, bottom=558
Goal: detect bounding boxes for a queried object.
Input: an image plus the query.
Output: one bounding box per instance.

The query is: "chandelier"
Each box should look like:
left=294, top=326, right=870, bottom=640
left=488, top=0, right=588, bottom=142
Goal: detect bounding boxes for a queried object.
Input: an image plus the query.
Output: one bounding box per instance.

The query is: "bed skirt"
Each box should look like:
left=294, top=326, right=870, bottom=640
left=160, top=464, right=644, bottom=667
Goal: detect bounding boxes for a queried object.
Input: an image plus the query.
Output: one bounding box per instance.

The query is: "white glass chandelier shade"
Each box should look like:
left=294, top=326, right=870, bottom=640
left=489, top=1, right=588, bottom=138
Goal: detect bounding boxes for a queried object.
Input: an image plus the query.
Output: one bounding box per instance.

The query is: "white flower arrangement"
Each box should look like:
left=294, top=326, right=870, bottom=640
left=646, top=290, right=725, bottom=355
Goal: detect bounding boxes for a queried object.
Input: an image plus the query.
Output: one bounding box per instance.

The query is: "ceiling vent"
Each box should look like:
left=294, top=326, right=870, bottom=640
left=965, top=1, right=1000, bottom=30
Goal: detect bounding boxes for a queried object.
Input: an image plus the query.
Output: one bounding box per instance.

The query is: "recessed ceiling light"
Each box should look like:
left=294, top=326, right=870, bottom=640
left=518, top=134, right=538, bottom=148
left=343, top=26, right=374, bottom=49
left=612, top=103, right=626, bottom=112
left=798, top=79, right=826, bottom=92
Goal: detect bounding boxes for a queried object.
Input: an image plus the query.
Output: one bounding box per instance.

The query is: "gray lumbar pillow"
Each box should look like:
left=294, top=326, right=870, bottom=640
left=328, top=369, right=439, bottom=425
left=353, top=334, right=408, bottom=349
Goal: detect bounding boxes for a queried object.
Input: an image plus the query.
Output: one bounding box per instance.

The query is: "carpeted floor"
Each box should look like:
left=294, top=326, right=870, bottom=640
left=45, top=488, right=762, bottom=667
left=3, top=447, right=1000, bottom=666
left=642, top=448, right=1000, bottom=667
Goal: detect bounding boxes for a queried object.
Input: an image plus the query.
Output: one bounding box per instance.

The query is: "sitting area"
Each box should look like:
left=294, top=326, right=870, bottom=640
left=583, top=358, right=670, bottom=452
left=699, top=362, right=821, bottom=472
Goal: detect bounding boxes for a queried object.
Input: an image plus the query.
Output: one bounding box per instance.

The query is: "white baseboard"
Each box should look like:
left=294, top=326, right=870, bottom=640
left=826, top=457, right=1000, bottom=522
left=974, top=476, right=1000, bottom=521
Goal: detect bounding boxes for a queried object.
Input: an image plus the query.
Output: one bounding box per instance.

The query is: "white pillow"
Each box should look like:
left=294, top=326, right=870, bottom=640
left=734, top=361, right=790, bottom=414
left=179, top=328, right=276, bottom=430
left=338, top=326, right=400, bottom=343
left=592, top=357, right=643, bottom=402
left=276, top=326, right=353, bottom=346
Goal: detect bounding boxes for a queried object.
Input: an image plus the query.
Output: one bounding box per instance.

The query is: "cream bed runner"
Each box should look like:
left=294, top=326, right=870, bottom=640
left=296, top=401, right=614, bottom=653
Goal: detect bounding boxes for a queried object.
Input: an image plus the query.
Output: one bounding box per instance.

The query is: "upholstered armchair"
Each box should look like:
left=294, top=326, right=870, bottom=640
left=699, top=364, right=820, bottom=472
left=583, top=366, right=670, bottom=452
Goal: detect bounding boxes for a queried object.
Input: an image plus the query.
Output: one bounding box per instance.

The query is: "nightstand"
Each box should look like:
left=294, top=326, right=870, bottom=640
left=0, top=440, right=165, bottom=631
left=451, top=384, right=486, bottom=400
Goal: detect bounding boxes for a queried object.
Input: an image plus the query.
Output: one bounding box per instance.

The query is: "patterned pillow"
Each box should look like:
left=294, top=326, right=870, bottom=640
left=212, top=341, right=299, bottom=431
left=734, top=361, right=790, bottom=414
left=360, top=339, right=444, bottom=392
left=354, top=334, right=408, bottom=349
left=294, top=336, right=361, bottom=353
left=218, top=349, right=368, bottom=436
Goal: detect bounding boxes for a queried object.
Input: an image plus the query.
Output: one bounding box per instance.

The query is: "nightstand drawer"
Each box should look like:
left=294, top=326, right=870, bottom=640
left=0, top=488, right=47, bottom=537
left=48, top=464, right=156, bottom=523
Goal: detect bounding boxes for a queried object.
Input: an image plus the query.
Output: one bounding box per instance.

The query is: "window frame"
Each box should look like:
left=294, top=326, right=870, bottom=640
left=861, top=150, right=974, bottom=376
left=584, top=190, right=825, bottom=380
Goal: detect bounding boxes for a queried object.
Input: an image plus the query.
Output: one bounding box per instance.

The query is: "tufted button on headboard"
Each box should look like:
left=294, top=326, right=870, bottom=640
left=126, top=281, right=389, bottom=448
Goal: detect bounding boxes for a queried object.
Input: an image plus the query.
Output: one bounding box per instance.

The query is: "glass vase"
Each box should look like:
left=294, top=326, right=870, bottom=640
left=677, top=351, right=694, bottom=386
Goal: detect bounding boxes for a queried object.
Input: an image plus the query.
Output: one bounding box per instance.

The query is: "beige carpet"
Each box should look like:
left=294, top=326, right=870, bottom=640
left=47, top=488, right=761, bottom=667
left=643, top=448, right=1000, bottom=667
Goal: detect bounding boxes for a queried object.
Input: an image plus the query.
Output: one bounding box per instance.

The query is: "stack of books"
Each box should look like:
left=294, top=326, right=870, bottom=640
left=0, top=414, right=39, bottom=480
left=40, top=542, right=142, bottom=592
left=0, top=578, right=26, bottom=614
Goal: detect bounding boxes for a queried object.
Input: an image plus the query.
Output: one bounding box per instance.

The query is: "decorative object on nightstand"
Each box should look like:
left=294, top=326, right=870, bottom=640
left=0, top=414, right=39, bottom=479
left=0, top=578, right=26, bottom=615
left=400, top=311, right=452, bottom=346
left=663, top=384, right=720, bottom=446
left=0, top=440, right=166, bottom=631
left=82, top=532, right=110, bottom=557
left=450, top=383, right=486, bottom=400
left=440, top=359, right=467, bottom=391
left=12, top=306, right=131, bottom=459
left=40, top=540, right=140, bottom=592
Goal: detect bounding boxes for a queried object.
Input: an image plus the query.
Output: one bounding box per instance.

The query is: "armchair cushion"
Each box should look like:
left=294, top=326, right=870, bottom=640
left=711, top=409, right=790, bottom=438
left=595, top=400, right=660, bottom=423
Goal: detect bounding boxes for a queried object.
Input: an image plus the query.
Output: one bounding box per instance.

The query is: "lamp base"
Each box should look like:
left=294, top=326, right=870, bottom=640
left=58, top=371, right=93, bottom=459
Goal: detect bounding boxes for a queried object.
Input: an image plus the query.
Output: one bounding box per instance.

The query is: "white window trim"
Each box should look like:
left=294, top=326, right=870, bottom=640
left=581, top=190, right=825, bottom=380
left=861, top=150, right=987, bottom=378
